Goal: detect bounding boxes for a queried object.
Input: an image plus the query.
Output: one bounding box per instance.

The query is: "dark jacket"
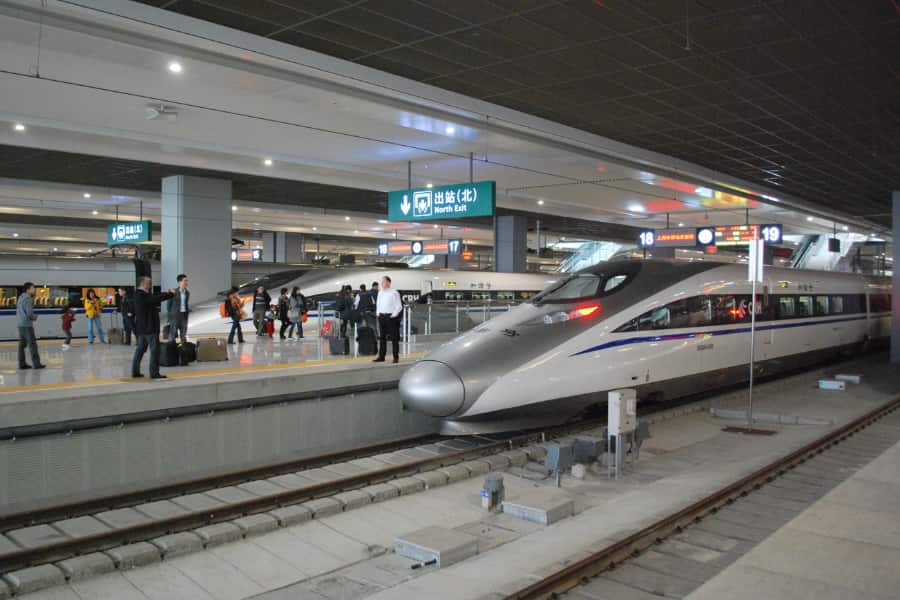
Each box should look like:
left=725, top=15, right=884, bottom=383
left=357, top=291, right=375, bottom=314
left=119, top=295, right=135, bottom=319
left=276, top=295, right=290, bottom=321
left=167, top=288, right=190, bottom=317
left=134, top=288, right=174, bottom=336
left=252, top=290, right=271, bottom=312
left=335, top=292, right=353, bottom=320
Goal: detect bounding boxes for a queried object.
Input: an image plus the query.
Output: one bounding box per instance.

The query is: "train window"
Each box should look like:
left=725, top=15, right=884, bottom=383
left=533, top=272, right=632, bottom=305
left=829, top=296, right=844, bottom=315
left=667, top=297, right=712, bottom=328
left=797, top=296, right=813, bottom=317
left=842, top=294, right=862, bottom=314
left=0, top=286, right=18, bottom=308
left=712, top=295, right=754, bottom=324
left=776, top=296, right=796, bottom=319
left=813, top=296, right=828, bottom=316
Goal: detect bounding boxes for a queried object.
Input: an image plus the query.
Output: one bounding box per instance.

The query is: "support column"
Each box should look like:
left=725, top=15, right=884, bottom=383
left=162, top=176, right=232, bottom=304
left=892, top=191, right=899, bottom=364
left=493, top=215, right=527, bottom=273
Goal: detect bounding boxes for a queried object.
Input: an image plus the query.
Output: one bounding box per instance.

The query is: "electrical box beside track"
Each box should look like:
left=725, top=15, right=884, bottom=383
left=608, top=389, right=637, bottom=435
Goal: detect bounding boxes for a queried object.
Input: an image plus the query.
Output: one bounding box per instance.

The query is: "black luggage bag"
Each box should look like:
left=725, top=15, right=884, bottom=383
left=328, top=335, right=349, bottom=356
left=179, top=341, right=196, bottom=365
left=357, top=326, right=377, bottom=355
left=160, top=340, right=179, bottom=367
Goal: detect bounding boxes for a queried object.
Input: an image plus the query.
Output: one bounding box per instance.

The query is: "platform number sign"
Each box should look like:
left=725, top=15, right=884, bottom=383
left=410, top=241, right=424, bottom=255
left=447, top=239, right=462, bottom=254
left=760, top=224, right=782, bottom=244
left=377, top=242, right=389, bottom=257
left=695, top=227, right=716, bottom=246
left=638, top=230, right=655, bottom=248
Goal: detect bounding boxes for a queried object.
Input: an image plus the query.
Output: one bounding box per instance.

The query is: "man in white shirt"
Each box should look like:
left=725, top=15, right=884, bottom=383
left=373, top=275, right=402, bottom=363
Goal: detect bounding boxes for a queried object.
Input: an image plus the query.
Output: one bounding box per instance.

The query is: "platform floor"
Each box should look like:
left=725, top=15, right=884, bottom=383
left=11, top=355, right=897, bottom=600
left=686, top=437, right=900, bottom=600
left=0, top=334, right=443, bottom=395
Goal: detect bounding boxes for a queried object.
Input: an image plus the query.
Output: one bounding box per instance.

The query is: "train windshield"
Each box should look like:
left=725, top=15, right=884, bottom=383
left=532, top=272, right=632, bottom=305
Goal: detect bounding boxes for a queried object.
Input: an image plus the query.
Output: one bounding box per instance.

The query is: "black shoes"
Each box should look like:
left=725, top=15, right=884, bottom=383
left=151, top=374, right=168, bottom=380
left=392, top=358, right=399, bottom=364
left=132, top=373, right=144, bottom=378
left=34, top=365, right=46, bottom=370
left=19, top=364, right=45, bottom=370
left=19, top=364, right=31, bottom=369
left=372, top=358, right=385, bottom=363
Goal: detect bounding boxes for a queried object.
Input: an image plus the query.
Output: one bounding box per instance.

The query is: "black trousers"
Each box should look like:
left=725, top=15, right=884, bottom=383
left=122, top=315, right=134, bottom=345
left=132, top=334, right=160, bottom=377
left=377, top=314, right=401, bottom=360
left=170, top=312, right=188, bottom=342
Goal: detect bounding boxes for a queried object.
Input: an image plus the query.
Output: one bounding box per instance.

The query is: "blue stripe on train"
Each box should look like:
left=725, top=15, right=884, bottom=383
left=571, top=314, right=871, bottom=357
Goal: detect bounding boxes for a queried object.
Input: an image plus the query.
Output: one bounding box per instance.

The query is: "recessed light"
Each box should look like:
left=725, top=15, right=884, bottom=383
left=312, top=226, right=318, bottom=231
left=426, top=183, right=433, bottom=188
left=628, top=203, right=645, bottom=213
left=53, top=247, right=58, bottom=251
left=537, top=199, right=544, bottom=205
left=378, top=219, right=388, bottom=224
left=92, top=210, right=98, bottom=215
left=344, top=216, right=350, bottom=221
left=445, top=126, right=455, bottom=135
left=231, top=205, right=237, bottom=211
left=83, top=193, right=91, bottom=199
left=433, top=224, right=439, bottom=228
left=354, top=229, right=359, bottom=234
left=841, top=225, right=848, bottom=231
left=13, top=123, right=25, bottom=132
left=678, top=222, right=685, bottom=227
left=806, top=216, right=813, bottom=222
left=12, top=233, right=18, bottom=237
left=168, top=61, right=183, bottom=74
left=263, top=158, right=273, bottom=166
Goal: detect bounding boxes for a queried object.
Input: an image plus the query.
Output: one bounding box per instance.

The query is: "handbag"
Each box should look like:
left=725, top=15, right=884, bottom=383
left=301, top=312, right=308, bottom=324
left=287, top=308, right=300, bottom=320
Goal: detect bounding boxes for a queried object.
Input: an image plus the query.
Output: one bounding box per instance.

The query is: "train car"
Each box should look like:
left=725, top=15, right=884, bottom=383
left=399, top=260, right=892, bottom=434
left=0, top=256, right=162, bottom=340
left=187, top=266, right=559, bottom=335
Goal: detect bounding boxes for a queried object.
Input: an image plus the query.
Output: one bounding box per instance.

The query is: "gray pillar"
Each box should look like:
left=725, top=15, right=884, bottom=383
left=261, top=232, right=284, bottom=262
left=493, top=215, right=527, bottom=273
left=162, top=176, right=232, bottom=304
left=892, top=191, right=899, bottom=364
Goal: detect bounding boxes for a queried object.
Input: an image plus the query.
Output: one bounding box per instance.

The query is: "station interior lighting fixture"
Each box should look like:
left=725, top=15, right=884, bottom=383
left=445, top=126, right=455, bottom=134
left=678, top=222, right=684, bottom=227
left=842, top=225, right=849, bottom=231
left=806, top=216, right=814, bottom=221
left=13, top=123, right=25, bottom=132
left=83, top=193, right=91, bottom=198
left=344, top=216, right=350, bottom=221
left=12, top=233, right=18, bottom=237
left=91, top=210, right=98, bottom=215
left=426, top=183, right=434, bottom=188
left=312, top=226, right=318, bottom=231
left=378, top=219, right=388, bottom=224
left=231, top=205, right=237, bottom=211
left=537, top=199, right=544, bottom=205
left=167, top=61, right=183, bottom=73
left=263, top=158, right=273, bottom=166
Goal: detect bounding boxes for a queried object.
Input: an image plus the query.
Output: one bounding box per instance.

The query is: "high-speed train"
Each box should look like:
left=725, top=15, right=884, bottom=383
left=399, top=260, right=893, bottom=434
left=187, top=266, right=560, bottom=335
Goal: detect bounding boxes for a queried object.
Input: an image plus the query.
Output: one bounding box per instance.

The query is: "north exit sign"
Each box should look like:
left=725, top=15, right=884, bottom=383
left=388, top=180, right=495, bottom=222
left=107, top=220, right=152, bottom=245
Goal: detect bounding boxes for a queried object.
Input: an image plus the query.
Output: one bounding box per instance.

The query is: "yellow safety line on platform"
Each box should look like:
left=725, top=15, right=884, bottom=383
left=0, top=352, right=425, bottom=394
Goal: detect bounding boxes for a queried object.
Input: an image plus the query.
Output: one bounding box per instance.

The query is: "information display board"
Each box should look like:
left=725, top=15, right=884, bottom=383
left=638, top=224, right=782, bottom=248
left=107, top=220, right=152, bottom=245
left=387, top=181, right=495, bottom=222
left=377, top=239, right=462, bottom=257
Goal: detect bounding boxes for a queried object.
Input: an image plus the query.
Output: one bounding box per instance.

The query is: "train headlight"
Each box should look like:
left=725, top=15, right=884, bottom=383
left=544, top=304, right=601, bottom=324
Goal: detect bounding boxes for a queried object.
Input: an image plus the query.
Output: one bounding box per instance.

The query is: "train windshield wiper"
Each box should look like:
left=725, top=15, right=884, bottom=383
left=501, top=328, right=519, bottom=337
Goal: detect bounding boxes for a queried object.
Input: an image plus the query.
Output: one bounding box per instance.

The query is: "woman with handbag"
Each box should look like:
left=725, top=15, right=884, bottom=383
left=83, top=288, right=107, bottom=344
left=225, top=288, right=245, bottom=345
left=287, top=286, right=308, bottom=339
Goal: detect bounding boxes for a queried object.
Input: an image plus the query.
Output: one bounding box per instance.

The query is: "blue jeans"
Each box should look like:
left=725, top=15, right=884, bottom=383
left=287, top=318, right=304, bottom=338
left=88, top=316, right=105, bottom=343
left=228, top=319, right=244, bottom=343
left=132, top=334, right=160, bottom=377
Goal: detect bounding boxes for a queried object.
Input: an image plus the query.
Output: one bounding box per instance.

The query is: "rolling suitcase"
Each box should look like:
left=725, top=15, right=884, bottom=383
left=107, top=328, right=124, bottom=344
left=160, top=340, right=179, bottom=367
left=179, top=341, right=197, bottom=366
left=197, top=338, right=228, bottom=361
left=356, top=326, right=377, bottom=356
left=328, top=335, right=349, bottom=356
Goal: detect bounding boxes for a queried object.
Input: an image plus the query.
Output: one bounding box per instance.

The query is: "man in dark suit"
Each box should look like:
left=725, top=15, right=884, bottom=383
left=167, top=273, right=190, bottom=343
left=132, top=276, right=175, bottom=380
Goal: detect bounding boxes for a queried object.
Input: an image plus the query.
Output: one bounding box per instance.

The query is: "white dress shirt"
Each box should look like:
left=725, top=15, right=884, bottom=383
left=375, top=287, right=403, bottom=318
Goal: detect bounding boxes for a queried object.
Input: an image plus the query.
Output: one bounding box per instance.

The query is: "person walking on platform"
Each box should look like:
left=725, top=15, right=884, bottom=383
left=61, top=306, right=75, bottom=349
left=277, top=288, right=291, bottom=340
left=252, top=285, right=271, bottom=336
left=117, top=287, right=135, bottom=345
left=373, top=275, right=402, bottom=364
left=225, top=288, right=245, bottom=345
left=288, top=286, right=307, bottom=339
left=335, top=285, right=353, bottom=338
left=17, top=282, right=45, bottom=370
left=167, top=274, right=190, bottom=343
left=132, top=276, right=175, bottom=380
left=84, top=289, right=106, bottom=344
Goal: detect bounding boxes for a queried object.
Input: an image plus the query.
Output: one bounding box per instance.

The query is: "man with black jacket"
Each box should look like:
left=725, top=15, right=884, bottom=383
left=117, top=287, right=135, bottom=345
left=252, top=285, right=271, bottom=336
left=132, top=276, right=175, bottom=380
left=335, top=285, right=353, bottom=338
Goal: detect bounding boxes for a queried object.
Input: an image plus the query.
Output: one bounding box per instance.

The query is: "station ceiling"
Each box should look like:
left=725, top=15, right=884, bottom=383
left=136, top=0, right=900, bottom=225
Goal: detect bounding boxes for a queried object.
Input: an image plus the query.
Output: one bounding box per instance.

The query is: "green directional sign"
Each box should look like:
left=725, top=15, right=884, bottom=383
left=388, top=180, right=495, bottom=222
left=107, top=220, right=152, bottom=245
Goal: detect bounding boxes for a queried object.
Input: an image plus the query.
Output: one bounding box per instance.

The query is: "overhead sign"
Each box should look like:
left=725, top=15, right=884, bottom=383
left=638, top=224, right=782, bottom=249
left=387, top=181, right=495, bottom=222
left=231, top=249, right=262, bottom=261
left=107, top=220, right=152, bottom=245
left=376, top=239, right=463, bottom=257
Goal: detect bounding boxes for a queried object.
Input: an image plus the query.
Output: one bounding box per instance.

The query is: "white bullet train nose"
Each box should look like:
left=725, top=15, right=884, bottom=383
left=399, top=360, right=465, bottom=417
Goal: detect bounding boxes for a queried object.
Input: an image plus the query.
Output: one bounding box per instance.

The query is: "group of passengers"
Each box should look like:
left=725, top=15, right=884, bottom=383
left=223, top=285, right=310, bottom=344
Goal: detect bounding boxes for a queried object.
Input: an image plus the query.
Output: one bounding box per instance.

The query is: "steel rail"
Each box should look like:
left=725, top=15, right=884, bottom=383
left=505, top=394, right=900, bottom=600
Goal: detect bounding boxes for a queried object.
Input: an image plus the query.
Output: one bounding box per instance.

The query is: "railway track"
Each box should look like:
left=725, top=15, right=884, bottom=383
left=506, top=394, right=900, bottom=600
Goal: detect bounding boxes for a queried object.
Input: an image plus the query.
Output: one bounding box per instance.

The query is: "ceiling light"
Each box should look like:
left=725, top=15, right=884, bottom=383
left=231, top=205, right=237, bottom=211
left=167, top=61, right=183, bottom=74
left=92, top=210, right=98, bottom=215
left=354, top=229, right=359, bottom=234
left=378, top=219, right=388, bottom=224
left=537, top=199, right=544, bottom=206
left=312, top=226, right=317, bottom=231
left=12, top=233, right=18, bottom=237
left=53, top=247, right=58, bottom=251
left=842, top=225, right=848, bottom=231
left=344, top=216, right=350, bottom=221
left=83, top=193, right=91, bottom=199
left=426, top=183, right=433, bottom=188
left=13, top=123, right=25, bottom=132
left=806, top=216, right=813, bottom=222
left=445, top=126, right=455, bottom=135
left=263, top=158, right=273, bottom=166
left=678, top=222, right=685, bottom=227
left=628, top=203, right=645, bottom=213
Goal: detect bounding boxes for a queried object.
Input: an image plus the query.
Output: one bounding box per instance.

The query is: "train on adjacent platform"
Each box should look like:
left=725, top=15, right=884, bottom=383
left=399, top=260, right=893, bottom=434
